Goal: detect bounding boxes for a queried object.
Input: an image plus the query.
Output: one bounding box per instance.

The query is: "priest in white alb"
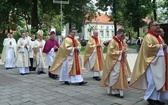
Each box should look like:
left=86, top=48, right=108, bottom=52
left=1, top=32, right=17, bottom=69
left=15, top=33, right=30, bottom=75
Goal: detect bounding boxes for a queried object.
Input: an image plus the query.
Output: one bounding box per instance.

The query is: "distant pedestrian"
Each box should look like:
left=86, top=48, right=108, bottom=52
left=136, top=37, right=142, bottom=52
left=158, top=28, right=165, bottom=37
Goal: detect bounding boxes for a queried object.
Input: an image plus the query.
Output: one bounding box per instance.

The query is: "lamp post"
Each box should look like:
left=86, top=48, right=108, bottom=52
left=130, top=13, right=132, bottom=40
left=53, top=0, right=69, bottom=37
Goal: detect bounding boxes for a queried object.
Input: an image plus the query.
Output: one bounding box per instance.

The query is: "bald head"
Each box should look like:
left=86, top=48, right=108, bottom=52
left=158, top=28, right=164, bottom=37
left=93, top=30, right=98, bottom=37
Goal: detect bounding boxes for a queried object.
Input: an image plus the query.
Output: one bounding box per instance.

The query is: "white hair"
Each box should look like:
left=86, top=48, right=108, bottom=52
left=93, top=30, right=98, bottom=33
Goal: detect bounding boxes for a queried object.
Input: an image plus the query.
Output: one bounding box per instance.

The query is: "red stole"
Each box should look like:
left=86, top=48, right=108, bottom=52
left=67, top=35, right=81, bottom=75
left=113, top=36, right=123, bottom=51
left=92, top=36, right=102, bottom=70
left=67, top=35, right=76, bottom=47
left=147, top=30, right=162, bottom=44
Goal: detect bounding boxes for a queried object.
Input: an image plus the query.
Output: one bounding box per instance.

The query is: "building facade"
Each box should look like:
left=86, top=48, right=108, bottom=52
left=81, top=13, right=122, bottom=42
left=82, top=23, right=115, bottom=41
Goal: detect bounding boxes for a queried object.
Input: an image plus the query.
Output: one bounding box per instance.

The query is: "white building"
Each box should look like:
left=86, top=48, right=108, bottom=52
left=82, top=13, right=122, bottom=41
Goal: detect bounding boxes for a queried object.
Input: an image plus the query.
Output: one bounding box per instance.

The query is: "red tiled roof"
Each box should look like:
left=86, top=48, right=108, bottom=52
left=85, top=13, right=113, bottom=24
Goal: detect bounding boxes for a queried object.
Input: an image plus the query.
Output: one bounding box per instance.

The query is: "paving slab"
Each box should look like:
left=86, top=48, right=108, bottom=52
left=0, top=51, right=168, bottom=105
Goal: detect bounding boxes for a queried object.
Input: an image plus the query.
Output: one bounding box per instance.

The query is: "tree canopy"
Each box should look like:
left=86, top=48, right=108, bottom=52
left=0, top=0, right=95, bottom=34
left=0, top=0, right=168, bottom=38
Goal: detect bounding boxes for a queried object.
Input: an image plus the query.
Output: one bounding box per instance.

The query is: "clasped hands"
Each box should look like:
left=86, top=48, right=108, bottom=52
left=74, top=47, right=79, bottom=51
left=122, top=49, right=127, bottom=55
left=54, top=45, right=58, bottom=49
left=96, top=44, right=101, bottom=47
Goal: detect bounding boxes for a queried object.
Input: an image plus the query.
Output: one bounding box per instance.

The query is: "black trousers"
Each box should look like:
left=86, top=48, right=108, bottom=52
left=29, top=58, right=36, bottom=71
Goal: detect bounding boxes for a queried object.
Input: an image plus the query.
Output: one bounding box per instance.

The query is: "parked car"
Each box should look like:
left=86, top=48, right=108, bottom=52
left=126, top=39, right=137, bottom=46
left=80, top=40, right=88, bottom=46
left=103, top=40, right=111, bottom=46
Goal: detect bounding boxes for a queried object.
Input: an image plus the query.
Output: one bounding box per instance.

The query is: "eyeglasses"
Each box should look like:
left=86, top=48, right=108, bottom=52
left=151, top=24, right=160, bottom=26
left=158, top=31, right=164, bottom=33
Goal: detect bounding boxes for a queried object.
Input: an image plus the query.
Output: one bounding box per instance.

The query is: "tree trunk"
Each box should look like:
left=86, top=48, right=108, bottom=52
left=113, top=0, right=117, bottom=35
left=25, top=17, right=29, bottom=32
left=153, top=0, right=157, bottom=20
left=136, top=0, right=140, bottom=37
left=31, top=0, right=38, bottom=33
left=136, top=18, right=140, bottom=37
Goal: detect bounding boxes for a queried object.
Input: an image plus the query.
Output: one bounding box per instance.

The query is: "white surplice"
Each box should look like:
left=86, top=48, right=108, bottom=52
left=33, top=40, right=46, bottom=71
left=144, top=45, right=168, bottom=100
left=15, top=38, right=30, bottom=74
left=1, top=38, right=17, bottom=68
left=46, top=48, right=56, bottom=66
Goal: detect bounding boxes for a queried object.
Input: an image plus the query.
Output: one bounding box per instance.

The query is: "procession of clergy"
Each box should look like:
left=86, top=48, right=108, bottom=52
left=1, top=20, right=168, bottom=105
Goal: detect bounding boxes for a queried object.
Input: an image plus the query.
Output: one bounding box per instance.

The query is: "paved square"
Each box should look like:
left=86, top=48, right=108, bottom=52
left=0, top=51, right=168, bottom=105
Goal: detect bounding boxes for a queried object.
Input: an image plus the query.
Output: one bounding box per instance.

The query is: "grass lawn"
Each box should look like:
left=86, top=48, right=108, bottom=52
left=80, top=44, right=137, bottom=55
left=128, top=44, right=138, bottom=49
left=80, top=46, right=107, bottom=55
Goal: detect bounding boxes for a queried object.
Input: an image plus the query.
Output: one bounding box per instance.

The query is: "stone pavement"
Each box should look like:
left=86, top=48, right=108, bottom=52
left=0, top=51, right=168, bottom=105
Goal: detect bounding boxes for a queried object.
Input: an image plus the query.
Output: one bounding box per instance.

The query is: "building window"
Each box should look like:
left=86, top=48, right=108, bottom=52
left=143, top=28, right=146, bottom=33
left=111, top=31, right=114, bottom=36
left=106, top=31, right=109, bottom=38
left=100, top=31, right=103, bottom=38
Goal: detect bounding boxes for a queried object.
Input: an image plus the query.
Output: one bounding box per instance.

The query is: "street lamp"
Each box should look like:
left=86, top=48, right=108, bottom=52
left=53, top=0, right=69, bottom=37
left=130, top=13, right=132, bottom=40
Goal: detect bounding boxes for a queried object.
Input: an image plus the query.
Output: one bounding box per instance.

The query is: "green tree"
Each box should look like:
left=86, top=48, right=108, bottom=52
left=95, top=0, right=124, bottom=35
left=157, top=0, right=168, bottom=23
left=123, top=0, right=152, bottom=37
left=63, top=0, right=96, bottom=32
left=96, top=0, right=153, bottom=37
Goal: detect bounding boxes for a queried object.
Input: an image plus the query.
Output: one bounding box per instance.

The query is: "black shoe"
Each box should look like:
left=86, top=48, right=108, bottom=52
left=40, top=71, right=46, bottom=74
left=93, top=76, right=99, bottom=79
left=113, top=94, right=124, bottom=98
left=93, top=77, right=97, bottom=79
left=20, top=73, right=25, bottom=75
left=78, top=81, right=87, bottom=85
left=147, top=99, right=160, bottom=105
left=37, top=71, right=41, bottom=74
left=128, top=81, right=130, bottom=84
left=95, top=77, right=101, bottom=81
left=156, top=100, right=165, bottom=105
left=48, top=72, right=58, bottom=79
left=64, top=81, right=70, bottom=85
